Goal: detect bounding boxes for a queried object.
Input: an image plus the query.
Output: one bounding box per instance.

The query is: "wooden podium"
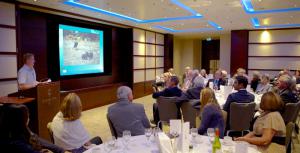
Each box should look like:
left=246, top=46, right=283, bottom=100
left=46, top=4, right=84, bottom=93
left=8, top=81, right=61, bottom=140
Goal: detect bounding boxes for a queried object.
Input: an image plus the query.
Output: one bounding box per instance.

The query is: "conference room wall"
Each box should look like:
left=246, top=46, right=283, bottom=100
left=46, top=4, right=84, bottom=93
left=173, top=38, right=202, bottom=82
left=220, top=33, right=231, bottom=75
left=231, top=29, right=300, bottom=78
left=248, top=29, right=300, bottom=77
left=0, top=1, right=18, bottom=96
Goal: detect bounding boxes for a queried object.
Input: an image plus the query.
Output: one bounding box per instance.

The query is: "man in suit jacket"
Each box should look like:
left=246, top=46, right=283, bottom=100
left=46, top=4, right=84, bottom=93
left=206, top=70, right=226, bottom=90
left=177, top=76, right=205, bottom=108
left=276, top=74, right=299, bottom=104
left=152, top=76, right=182, bottom=123
left=108, top=86, right=150, bottom=137
left=152, top=76, right=182, bottom=98
left=223, top=76, right=255, bottom=130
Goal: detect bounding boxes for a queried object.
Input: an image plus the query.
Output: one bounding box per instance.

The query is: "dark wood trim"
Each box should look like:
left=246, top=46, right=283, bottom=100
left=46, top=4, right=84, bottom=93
left=17, top=2, right=167, bottom=35
left=249, top=28, right=300, bottom=32
left=133, top=67, right=163, bottom=71
left=249, top=68, right=298, bottom=72
left=133, top=41, right=164, bottom=46
left=0, top=78, right=17, bottom=82
left=0, top=24, right=16, bottom=29
left=0, top=52, right=18, bottom=55
left=133, top=55, right=163, bottom=57
left=249, top=42, right=300, bottom=44
left=249, top=56, right=300, bottom=58
left=60, top=82, right=125, bottom=93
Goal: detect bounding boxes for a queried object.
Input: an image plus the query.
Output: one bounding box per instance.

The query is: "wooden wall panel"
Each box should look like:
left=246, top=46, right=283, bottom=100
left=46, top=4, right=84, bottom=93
left=164, top=34, right=173, bottom=72
left=230, top=30, right=249, bottom=75
left=61, top=83, right=126, bottom=110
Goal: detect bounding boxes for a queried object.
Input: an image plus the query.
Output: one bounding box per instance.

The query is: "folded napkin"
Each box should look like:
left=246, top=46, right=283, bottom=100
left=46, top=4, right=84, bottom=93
left=157, top=133, right=174, bottom=153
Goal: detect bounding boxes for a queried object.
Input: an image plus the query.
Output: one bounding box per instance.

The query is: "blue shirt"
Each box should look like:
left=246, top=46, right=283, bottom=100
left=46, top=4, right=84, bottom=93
left=17, top=65, right=36, bottom=84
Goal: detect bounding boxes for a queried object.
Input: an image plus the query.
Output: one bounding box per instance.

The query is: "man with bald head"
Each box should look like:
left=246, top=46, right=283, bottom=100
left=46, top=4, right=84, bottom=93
left=108, top=86, right=150, bottom=137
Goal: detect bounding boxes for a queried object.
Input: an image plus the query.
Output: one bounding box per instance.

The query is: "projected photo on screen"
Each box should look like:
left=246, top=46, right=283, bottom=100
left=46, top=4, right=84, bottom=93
left=59, top=24, right=104, bottom=76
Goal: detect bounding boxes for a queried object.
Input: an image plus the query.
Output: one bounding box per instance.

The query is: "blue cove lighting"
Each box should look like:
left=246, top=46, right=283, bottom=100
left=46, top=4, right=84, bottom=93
left=64, top=0, right=203, bottom=23
left=250, top=17, right=300, bottom=29
left=154, top=21, right=222, bottom=33
left=63, top=0, right=223, bottom=33
left=241, top=0, right=300, bottom=14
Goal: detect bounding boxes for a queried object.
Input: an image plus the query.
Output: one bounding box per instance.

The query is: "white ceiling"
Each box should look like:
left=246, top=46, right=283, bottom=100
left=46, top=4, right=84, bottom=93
left=17, top=0, right=300, bottom=38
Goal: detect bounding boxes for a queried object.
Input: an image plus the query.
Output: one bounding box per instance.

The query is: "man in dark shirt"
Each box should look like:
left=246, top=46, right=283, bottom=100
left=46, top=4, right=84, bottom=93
left=152, top=76, right=182, bottom=98
left=223, top=76, right=255, bottom=130
left=152, top=76, right=182, bottom=123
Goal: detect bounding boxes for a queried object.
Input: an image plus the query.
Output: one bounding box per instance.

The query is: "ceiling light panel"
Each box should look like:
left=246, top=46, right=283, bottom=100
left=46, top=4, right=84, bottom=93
left=64, top=0, right=203, bottom=23
left=242, top=0, right=300, bottom=14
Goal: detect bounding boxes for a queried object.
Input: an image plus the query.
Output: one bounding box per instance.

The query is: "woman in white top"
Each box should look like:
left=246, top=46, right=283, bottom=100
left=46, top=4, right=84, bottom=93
left=235, top=91, right=286, bottom=152
left=51, top=93, right=101, bottom=152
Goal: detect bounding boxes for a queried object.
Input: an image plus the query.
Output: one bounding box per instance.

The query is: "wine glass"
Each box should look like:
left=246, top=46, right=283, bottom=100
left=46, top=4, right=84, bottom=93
left=107, top=136, right=116, bottom=151
left=190, top=128, right=198, bottom=141
left=145, top=128, right=152, bottom=145
left=122, top=130, right=131, bottom=150
left=207, top=128, right=215, bottom=143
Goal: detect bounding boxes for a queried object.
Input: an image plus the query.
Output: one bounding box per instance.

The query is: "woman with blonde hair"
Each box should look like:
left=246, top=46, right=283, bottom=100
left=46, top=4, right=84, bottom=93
left=198, top=88, right=225, bottom=138
left=235, top=91, right=286, bottom=152
left=51, top=93, right=101, bottom=152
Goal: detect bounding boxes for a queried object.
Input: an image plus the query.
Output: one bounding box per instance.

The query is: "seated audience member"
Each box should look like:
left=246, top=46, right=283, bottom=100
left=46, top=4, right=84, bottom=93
left=276, top=74, right=299, bottom=104
left=251, top=71, right=261, bottom=92
left=167, top=68, right=176, bottom=76
left=52, top=93, right=102, bottom=152
left=206, top=70, right=226, bottom=90
left=221, top=70, right=228, bottom=83
left=182, top=69, right=193, bottom=90
left=295, top=69, right=300, bottom=84
left=223, top=76, right=255, bottom=129
left=235, top=92, right=286, bottom=152
left=153, top=76, right=182, bottom=123
left=236, top=68, right=246, bottom=77
left=198, top=88, right=225, bottom=138
left=176, top=76, right=205, bottom=106
left=200, top=69, right=207, bottom=78
left=256, top=74, right=272, bottom=94
left=108, top=86, right=150, bottom=137
left=0, top=104, right=65, bottom=153
left=153, top=76, right=182, bottom=98
left=182, top=66, right=191, bottom=83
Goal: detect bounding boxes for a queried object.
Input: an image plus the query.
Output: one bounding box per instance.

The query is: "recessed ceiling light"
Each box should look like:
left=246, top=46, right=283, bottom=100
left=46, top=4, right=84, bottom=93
left=34, top=0, right=37, bottom=1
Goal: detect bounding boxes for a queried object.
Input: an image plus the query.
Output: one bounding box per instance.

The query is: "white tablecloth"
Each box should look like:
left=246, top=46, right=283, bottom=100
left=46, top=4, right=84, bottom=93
left=84, top=134, right=261, bottom=153
left=215, top=90, right=262, bottom=109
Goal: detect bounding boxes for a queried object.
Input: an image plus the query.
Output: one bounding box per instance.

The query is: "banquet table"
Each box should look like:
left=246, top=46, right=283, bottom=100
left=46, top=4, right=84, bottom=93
left=214, top=90, right=262, bottom=109
left=84, top=134, right=262, bottom=153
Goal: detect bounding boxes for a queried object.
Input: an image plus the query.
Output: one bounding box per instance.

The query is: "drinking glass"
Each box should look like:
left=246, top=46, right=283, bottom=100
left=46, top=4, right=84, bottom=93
left=145, top=128, right=152, bottom=145
left=207, top=128, right=215, bottom=143
left=190, top=128, right=198, bottom=141
left=122, top=130, right=131, bottom=150
left=107, top=136, right=116, bottom=150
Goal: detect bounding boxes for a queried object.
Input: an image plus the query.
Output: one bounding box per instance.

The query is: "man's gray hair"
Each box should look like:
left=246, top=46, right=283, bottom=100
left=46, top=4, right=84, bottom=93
left=193, top=76, right=205, bottom=88
left=117, top=86, right=132, bottom=99
left=279, top=74, right=293, bottom=87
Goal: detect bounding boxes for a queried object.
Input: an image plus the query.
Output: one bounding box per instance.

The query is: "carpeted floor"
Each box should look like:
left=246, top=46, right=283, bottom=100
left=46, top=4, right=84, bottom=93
left=80, top=95, right=155, bottom=142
